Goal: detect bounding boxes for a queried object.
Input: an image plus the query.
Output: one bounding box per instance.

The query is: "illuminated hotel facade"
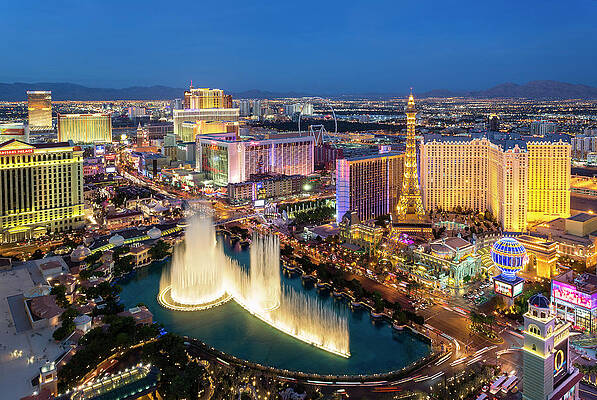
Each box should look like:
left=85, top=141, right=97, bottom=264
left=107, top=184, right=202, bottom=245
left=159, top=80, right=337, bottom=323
left=0, top=139, right=84, bottom=243
left=335, top=151, right=404, bottom=224
left=57, top=113, right=112, bottom=143
left=420, top=136, right=570, bottom=232
left=27, top=91, right=52, bottom=132
left=183, top=87, right=233, bottom=109
left=196, top=133, right=314, bottom=186
left=173, top=108, right=239, bottom=140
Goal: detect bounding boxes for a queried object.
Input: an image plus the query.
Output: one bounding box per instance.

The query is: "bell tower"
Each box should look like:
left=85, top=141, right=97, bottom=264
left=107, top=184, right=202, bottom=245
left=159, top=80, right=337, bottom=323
left=522, top=294, right=581, bottom=400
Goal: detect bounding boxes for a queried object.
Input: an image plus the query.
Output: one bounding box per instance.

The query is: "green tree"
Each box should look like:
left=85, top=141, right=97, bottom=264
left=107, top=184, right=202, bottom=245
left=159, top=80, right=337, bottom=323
left=114, top=255, right=134, bottom=276
left=50, top=285, right=70, bottom=308
left=149, top=240, right=170, bottom=261
left=373, top=291, right=384, bottom=313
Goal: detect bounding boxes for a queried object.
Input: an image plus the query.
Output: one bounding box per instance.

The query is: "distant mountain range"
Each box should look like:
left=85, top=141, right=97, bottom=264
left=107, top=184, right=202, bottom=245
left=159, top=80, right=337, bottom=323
left=1, top=80, right=596, bottom=101
left=419, top=80, right=597, bottom=99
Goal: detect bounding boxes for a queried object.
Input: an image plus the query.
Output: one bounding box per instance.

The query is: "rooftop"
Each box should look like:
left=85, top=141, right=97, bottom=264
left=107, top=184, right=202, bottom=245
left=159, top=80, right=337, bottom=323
left=567, top=212, right=597, bottom=222
left=553, top=270, right=597, bottom=295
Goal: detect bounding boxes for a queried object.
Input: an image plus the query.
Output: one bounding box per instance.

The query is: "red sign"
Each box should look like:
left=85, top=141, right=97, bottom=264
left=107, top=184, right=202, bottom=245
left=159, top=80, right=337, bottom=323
left=0, top=148, right=34, bottom=156
left=0, top=128, right=25, bottom=135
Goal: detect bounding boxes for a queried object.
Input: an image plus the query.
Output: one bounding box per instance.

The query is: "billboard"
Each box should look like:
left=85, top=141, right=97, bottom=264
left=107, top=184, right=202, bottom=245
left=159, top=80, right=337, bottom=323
left=105, top=166, right=117, bottom=174
left=553, top=338, right=568, bottom=387
left=95, top=144, right=105, bottom=156
left=552, top=281, right=596, bottom=309
left=494, top=279, right=514, bottom=297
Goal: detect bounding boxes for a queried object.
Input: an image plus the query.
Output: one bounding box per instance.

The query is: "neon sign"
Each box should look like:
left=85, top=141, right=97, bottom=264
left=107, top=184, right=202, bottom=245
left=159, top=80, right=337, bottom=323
left=552, top=281, right=596, bottom=309
left=0, top=148, right=34, bottom=156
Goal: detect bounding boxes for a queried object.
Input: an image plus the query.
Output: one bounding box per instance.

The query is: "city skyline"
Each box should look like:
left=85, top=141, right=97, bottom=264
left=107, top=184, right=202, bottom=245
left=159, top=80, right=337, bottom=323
left=1, top=0, right=596, bottom=92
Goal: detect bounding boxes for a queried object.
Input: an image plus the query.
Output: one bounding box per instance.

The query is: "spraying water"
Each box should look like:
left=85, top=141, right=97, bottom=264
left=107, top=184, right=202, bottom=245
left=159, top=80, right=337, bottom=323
left=158, top=213, right=350, bottom=357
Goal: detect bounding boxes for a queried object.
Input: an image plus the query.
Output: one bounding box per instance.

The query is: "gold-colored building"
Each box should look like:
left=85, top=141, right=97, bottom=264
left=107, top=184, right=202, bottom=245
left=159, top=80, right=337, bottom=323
left=0, top=139, right=84, bottom=243
left=57, top=113, right=112, bottom=143
left=173, top=108, right=239, bottom=140
left=183, top=87, right=233, bottom=109
left=420, top=137, right=570, bottom=232
left=179, top=120, right=239, bottom=142
left=27, top=91, right=52, bottom=131
left=527, top=141, right=571, bottom=222
left=517, top=234, right=558, bottom=278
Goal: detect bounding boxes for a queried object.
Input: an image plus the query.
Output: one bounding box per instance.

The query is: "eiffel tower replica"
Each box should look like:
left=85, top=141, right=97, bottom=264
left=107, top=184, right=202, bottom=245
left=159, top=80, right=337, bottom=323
left=394, top=91, right=430, bottom=235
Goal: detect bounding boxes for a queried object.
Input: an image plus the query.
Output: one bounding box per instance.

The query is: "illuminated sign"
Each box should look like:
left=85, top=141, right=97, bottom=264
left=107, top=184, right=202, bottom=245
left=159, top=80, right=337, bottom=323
left=553, top=339, right=568, bottom=386
left=0, top=128, right=25, bottom=135
left=105, top=166, right=117, bottom=173
left=494, top=279, right=513, bottom=297
left=552, top=281, right=596, bottom=309
left=513, top=281, right=524, bottom=297
left=95, top=144, right=105, bottom=155
left=0, top=148, right=34, bottom=156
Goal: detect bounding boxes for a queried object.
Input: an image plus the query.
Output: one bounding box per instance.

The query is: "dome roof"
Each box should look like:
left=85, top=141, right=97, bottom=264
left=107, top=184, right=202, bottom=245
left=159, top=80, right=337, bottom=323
left=109, top=234, right=125, bottom=247
left=491, top=237, right=527, bottom=277
left=529, top=293, right=550, bottom=309
left=73, top=314, right=92, bottom=325
left=70, top=245, right=91, bottom=262
left=147, top=227, right=162, bottom=239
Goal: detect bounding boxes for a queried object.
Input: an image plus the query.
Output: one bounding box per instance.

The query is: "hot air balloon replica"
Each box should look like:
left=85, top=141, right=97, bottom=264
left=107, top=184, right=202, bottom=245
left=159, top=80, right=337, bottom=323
left=491, top=237, right=528, bottom=303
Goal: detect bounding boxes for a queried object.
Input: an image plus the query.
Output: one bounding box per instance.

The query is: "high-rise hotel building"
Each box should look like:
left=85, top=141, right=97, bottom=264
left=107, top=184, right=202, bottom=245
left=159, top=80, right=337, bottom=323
left=27, top=91, right=52, bottom=132
left=420, top=136, right=570, bottom=232
left=183, top=87, right=233, bottom=109
left=0, top=139, right=84, bottom=243
left=57, top=113, right=112, bottom=143
left=336, top=151, right=404, bottom=224
left=175, top=86, right=239, bottom=141
left=196, top=132, right=314, bottom=186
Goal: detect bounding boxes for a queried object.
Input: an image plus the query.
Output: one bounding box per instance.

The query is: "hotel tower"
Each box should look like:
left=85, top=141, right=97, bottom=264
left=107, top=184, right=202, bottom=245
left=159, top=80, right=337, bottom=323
left=0, top=139, right=84, bottom=243
left=420, top=136, right=570, bottom=232
left=27, top=91, right=52, bottom=132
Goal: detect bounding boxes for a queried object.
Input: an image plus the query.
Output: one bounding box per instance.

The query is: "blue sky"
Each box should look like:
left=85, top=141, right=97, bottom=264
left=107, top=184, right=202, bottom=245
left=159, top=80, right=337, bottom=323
left=1, top=0, right=596, bottom=93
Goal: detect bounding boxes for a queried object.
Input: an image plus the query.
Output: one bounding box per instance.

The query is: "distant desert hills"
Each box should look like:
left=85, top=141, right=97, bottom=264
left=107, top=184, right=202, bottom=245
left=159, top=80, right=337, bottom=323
left=1, top=80, right=596, bottom=101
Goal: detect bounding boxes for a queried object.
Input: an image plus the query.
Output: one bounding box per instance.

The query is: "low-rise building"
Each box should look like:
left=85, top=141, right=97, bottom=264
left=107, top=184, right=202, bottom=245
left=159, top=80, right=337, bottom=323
left=105, top=210, right=143, bottom=230
left=339, top=211, right=384, bottom=249
left=127, top=244, right=151, bottom=267
left=412, top=236, right=481, bottom=288
left=551, top=270, right=597, bottom=333
left=118, top=306, right=153, bottom=325
left=534, top=212, right=597, bottom=267
left=227, top=174, right=306, bottom=204
left=25, top=295, right=63, bottom=329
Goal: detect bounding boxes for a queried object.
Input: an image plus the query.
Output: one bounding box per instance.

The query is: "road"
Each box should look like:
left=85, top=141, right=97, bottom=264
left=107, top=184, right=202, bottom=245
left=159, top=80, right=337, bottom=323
left=343, top=272, right=414, bottom=310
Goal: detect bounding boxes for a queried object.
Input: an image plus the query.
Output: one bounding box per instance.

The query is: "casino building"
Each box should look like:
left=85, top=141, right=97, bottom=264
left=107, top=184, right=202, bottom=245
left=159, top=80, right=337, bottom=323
left=522, top=294, right=582, bottom=400
left=335, top=151, right=404, bottom=224
left=57, top=113, right=112, bottom=143
left=420, top=136, right=570, bottom=232
left=27, top=91, right=52, bottom=132
left=551, top=270, right=597, bottom=334
left=196, top=132, right=314, bottom=186
left=0, top=140, right=84, bottom=243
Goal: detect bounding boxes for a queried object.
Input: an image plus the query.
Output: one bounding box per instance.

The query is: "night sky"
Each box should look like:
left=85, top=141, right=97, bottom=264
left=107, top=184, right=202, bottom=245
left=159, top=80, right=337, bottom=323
left=1, top=0, right=596, bottom=93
